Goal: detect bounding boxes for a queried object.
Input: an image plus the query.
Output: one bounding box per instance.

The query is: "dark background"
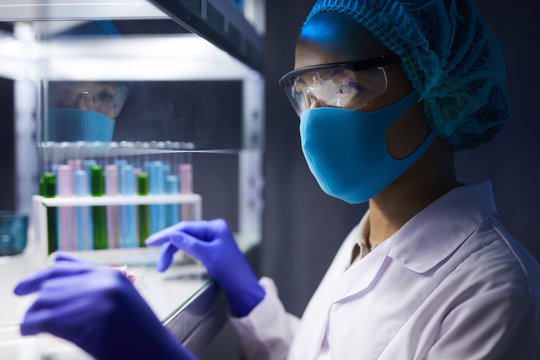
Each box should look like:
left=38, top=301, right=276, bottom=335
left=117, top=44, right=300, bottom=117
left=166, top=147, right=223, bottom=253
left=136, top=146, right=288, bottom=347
left=262, top=0, right=540, bottom=317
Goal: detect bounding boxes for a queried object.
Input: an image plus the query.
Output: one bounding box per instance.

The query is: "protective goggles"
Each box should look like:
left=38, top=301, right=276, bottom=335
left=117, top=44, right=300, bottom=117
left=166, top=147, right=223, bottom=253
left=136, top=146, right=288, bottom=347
left=279, top=54, right=401, bottom=116
left=49, top=82, right=130, bottom=119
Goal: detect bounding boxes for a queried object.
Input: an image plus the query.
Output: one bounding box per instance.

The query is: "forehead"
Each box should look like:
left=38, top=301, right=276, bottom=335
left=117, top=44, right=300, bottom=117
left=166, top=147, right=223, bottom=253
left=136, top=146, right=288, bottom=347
left=295, top=12, right=391, bottom=69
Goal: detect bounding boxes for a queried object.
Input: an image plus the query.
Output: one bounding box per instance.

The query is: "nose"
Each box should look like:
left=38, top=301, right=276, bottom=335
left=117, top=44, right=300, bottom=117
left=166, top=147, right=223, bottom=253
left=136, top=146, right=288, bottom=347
left=308, top=94, right=324, bottom=109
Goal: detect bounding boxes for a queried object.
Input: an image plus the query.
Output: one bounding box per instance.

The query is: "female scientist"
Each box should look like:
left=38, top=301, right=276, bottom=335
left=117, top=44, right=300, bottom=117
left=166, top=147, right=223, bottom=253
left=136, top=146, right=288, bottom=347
left=15, top=0, right=540, bottom=359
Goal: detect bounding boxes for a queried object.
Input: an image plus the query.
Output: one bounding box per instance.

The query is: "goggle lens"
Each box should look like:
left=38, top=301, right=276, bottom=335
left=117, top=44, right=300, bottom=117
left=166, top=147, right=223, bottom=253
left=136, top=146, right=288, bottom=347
left=282, top=66, right=388, bottom=116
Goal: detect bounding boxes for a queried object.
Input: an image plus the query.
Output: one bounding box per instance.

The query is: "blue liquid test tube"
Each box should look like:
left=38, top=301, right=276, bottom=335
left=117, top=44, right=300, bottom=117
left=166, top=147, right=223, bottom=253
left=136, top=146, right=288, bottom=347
left=119, top=165, right=137, bottom=248
left=74, top=170, right=94, bottom=250
left=163, top=163, right=171, bottom=180
left=143, top=161, right=152, bottom=175
left=50, top=164, right=59, bottom=177
left=114, top=160, right=128, bottom=168
left=149, top=161, right=166, bottom=234
left=83, top=160, right=97, bottom=174
left=166, top=175, right=180, bottom=227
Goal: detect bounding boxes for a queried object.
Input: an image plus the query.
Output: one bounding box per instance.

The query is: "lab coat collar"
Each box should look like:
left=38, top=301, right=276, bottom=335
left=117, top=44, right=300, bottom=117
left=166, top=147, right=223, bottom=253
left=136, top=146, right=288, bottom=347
left=387, top=181, right=497, bottom=274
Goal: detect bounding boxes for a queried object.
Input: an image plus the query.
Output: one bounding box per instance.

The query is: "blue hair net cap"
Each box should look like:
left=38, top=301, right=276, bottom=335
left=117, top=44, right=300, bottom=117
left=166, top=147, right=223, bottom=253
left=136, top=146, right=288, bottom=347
left=304, top=0, right=510, bottom=149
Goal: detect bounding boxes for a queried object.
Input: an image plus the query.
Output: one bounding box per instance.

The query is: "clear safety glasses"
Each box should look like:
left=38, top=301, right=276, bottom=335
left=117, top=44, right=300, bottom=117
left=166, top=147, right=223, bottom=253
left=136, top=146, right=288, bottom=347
left=279, top=54, right=401, bottom=116
left=71, top=84, right=129, bottom=119
left=49, top=82, right=130, bottom=119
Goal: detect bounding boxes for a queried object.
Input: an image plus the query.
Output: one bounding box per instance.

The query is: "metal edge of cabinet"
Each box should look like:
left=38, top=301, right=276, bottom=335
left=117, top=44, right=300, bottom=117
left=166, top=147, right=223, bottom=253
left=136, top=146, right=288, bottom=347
left=149, top=0, right=264, bottom=72
left=169, top=281, right=230, bottom=355
left=0, top=0, right=168, bottom=21
left=163, top=243, right=261, bottom=356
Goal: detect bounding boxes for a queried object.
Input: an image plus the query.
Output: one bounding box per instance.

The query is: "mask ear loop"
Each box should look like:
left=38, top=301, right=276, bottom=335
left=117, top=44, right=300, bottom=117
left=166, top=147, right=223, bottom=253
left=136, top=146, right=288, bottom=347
left=112, top=84, right=129, bottom=118
left=380, top=91, right=436, bottom=161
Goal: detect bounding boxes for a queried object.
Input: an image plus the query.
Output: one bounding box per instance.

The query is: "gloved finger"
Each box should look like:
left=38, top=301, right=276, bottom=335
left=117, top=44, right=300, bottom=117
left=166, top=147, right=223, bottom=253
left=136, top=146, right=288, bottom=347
left=146, top=220, right=227, bottom=247
left=177, top=219, right=229, bottom=241
left=54, top=252, right=84, bottom=263
left=28, top=272, right=100, bottom=311
left=144, top=221, right=210, bottom=247
left=14, top=261, right=96, bottom=296
left=54, top=252, right=97, bottom=268
left=156, top=242, right=178, bottom=272
left=166, top=231, right=210, bottom=260
left=145, top=229, right=173, bottom=247
left=20, top=296, right=95, bottom=336
left=144, top=221, right=189, bottom=247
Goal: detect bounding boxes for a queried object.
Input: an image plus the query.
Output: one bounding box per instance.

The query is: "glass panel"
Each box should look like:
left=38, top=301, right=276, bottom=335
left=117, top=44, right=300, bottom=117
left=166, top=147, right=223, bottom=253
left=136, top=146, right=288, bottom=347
left=0, top=6, right=264, bottom=357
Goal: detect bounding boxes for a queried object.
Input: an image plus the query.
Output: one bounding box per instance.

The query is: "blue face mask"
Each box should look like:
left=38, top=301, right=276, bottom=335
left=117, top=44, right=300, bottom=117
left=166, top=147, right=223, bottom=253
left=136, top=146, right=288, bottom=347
left=300, top=91, right=435, bottom=204
left=46, top=109, right=115, bottom=142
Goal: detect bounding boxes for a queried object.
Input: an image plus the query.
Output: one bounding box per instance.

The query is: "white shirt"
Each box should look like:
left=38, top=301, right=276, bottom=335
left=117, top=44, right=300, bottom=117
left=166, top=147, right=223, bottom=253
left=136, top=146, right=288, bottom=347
left=230, top=182, right=540, bottom=359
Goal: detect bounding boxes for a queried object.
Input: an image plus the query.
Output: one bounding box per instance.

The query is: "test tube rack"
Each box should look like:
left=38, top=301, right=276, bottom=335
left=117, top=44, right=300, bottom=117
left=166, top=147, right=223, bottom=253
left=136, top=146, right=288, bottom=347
left=31, top=193, right=202, bottom=259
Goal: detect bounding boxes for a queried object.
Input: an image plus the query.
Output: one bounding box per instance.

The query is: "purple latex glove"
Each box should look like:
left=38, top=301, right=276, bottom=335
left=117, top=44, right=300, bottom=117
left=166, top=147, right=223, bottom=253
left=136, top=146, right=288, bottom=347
left=145, top=219, right=265, bottom=317
left=14, top=254, right=196, bottom=360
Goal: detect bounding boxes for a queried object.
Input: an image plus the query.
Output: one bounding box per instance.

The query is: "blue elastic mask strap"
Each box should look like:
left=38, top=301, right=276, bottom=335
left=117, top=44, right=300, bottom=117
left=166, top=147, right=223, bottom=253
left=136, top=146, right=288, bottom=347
left=381, top=91, right=421, bottom=132
left=385, top=92, right=436, bottom=162
left=400, top=131, right=436, bottom=161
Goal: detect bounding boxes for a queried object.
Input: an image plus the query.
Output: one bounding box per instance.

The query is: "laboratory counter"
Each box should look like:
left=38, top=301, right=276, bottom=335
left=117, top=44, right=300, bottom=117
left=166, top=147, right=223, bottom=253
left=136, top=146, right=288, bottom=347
left=0, top=238, right=257, bottom=359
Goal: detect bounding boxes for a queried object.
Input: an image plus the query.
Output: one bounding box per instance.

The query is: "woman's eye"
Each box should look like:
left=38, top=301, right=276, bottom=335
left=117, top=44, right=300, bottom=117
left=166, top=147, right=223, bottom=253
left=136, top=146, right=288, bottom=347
left=96, top=91, right=113, bottom=103
left=338, top=82, right=357, bottom=94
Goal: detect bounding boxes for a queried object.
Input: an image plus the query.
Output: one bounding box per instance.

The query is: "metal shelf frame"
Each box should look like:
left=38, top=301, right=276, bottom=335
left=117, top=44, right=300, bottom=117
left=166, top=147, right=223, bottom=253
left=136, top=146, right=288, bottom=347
left=150, top=0, right=264, bottom=71
left=0, top=0, right=265, bottom=72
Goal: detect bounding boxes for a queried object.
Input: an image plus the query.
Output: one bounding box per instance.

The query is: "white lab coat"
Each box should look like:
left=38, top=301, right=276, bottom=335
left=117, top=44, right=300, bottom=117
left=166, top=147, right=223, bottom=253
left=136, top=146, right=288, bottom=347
left=230, top=182, right=540, bottom=359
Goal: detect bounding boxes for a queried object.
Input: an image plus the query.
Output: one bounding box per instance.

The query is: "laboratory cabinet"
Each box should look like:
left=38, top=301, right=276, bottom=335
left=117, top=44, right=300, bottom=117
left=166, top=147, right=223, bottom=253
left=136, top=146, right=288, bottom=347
left=0, top=0, right=265, bottom=358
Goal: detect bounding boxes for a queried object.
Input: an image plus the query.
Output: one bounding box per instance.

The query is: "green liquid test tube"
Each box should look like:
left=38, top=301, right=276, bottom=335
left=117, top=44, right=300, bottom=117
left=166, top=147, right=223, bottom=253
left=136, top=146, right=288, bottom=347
left=41, top=173, right=58, bottom=254
left=91, top=166, right=108, bottom=250
left=137, top=173, right=149, bottom=247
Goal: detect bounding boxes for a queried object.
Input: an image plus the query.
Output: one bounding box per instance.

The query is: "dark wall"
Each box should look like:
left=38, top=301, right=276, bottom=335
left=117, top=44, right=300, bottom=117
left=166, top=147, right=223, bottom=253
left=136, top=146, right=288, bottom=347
left=263, top=1, right=540, bottom=317
left=0, top=78, right=15, bottom=211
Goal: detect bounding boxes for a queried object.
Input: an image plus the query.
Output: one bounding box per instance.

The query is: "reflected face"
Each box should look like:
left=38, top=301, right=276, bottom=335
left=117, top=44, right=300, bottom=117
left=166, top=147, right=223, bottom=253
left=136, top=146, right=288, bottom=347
left=49, top=82, right=128, bottom=119
left=294, top=12, right=430, bottom=160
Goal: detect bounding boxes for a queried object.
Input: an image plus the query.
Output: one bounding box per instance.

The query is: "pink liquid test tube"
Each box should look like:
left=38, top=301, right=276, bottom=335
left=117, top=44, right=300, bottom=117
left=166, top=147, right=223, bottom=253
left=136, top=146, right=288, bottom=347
left=105, top=165, right=120, bottom=249
left=67, top=159, right=83, bottom=171
left=57, top=165, right=77, bottom=251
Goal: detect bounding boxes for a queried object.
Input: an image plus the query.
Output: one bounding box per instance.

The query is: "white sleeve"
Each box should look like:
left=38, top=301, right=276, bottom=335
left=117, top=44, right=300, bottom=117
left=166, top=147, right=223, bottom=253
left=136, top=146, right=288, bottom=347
left=426, top=284, right=539, bottom=360
left=228, top=277, right=300, bottom=360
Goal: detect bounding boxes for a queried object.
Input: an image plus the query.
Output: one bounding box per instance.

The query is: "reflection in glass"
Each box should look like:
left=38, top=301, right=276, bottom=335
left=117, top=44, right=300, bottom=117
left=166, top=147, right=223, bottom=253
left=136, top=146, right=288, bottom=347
left=45, top=81, right=129, bottom=142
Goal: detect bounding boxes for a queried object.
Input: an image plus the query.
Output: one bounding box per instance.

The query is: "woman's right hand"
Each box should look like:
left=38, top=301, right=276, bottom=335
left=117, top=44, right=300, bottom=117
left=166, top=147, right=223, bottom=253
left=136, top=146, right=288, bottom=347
left=145, top=219, right=265, bottom=317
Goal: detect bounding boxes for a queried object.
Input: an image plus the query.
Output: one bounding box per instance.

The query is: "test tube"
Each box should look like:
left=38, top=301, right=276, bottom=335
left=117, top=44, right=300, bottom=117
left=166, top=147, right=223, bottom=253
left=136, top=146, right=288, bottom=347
left=179, top=164, right=193, bottom=220
left=149, top=161, right=166, bottom=234
left=137, top=173, right=149, bottom=247
left=50, top=164, right=59, bottom=178
left=83, top=160, right=97, bottom=175
left=67, top=159, right=83, bottom=171
left=105, top=165, right=120, bottom=249
left=74, top=170, right=93, bottom=251
left=166, top=175, right=180, bottom=227
left=41, top=173, right=58, bottom=254
left=119, top=165, right=137, bottom=248
left=114, top=160, right=128, bottom=168
left=91, top=166, right=107, bottom=250
left=163, top=163, right=171, bottom=180
left=57, top=165, right=77, bottom=251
